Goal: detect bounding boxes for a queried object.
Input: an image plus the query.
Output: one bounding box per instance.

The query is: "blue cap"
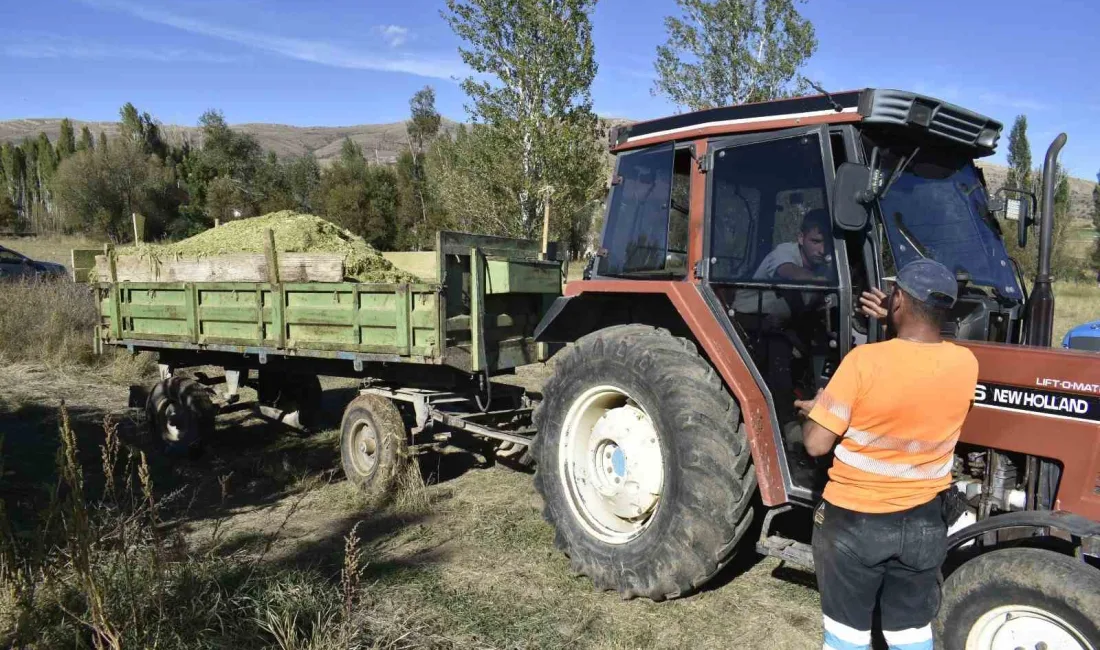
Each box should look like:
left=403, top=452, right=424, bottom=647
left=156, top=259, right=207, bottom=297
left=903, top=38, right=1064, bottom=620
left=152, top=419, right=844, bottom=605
left=896, top=259, right=957, bottom=308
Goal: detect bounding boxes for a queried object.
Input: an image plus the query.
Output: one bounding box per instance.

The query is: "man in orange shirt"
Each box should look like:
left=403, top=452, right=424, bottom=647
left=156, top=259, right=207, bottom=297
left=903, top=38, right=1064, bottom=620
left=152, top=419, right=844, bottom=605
left=795, top=259, right=978, bottom=650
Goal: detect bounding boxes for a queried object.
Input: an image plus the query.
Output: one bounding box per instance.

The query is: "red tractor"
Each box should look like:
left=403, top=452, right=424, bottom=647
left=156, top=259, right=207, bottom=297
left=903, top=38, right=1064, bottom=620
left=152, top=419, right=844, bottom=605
left=532, top=88, right=1100, bottom=646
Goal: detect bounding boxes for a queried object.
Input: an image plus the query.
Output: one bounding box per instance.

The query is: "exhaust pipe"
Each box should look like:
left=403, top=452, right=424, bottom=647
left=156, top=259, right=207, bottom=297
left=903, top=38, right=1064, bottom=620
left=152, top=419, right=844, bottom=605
left=1024, top=133, right=1067, bottom=347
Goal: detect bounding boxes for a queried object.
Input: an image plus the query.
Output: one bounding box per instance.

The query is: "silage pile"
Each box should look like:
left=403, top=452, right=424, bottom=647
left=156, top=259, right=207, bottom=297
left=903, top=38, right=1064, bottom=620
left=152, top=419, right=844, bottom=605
left=125, top=211, right=419, bottom=283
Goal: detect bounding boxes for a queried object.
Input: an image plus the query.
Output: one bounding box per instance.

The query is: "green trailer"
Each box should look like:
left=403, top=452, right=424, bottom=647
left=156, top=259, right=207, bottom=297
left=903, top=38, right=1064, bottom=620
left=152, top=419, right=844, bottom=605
left=94, top=231, right=563, bottom=495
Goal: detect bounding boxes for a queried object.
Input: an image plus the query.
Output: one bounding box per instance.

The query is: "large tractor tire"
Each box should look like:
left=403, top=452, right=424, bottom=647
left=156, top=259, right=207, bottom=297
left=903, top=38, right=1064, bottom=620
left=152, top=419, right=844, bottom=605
left=257, top=371, right=323, bottom=431
left=936, top=547, right=1100, bottom=649
left=146, top=376, right=216, bottom=456
left=340, top=394, right=409, bottom=500
left=533, top=325, right=756, bottom=600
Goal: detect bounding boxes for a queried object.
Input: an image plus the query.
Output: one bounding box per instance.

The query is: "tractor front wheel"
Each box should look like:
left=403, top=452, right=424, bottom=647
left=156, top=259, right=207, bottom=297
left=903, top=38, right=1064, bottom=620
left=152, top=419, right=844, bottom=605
left=533, top=325, right=756, bottom=600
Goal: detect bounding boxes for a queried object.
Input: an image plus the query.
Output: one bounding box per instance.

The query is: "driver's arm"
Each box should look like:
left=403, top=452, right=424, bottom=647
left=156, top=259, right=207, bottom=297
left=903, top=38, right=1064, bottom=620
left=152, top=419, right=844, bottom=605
left=775, top=262, right=821, bottom=282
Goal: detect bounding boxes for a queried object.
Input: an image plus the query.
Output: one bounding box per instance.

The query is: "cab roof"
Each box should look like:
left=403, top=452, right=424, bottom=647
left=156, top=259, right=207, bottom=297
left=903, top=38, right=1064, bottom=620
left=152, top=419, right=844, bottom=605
left=611, top=88, right=1003, bottom=156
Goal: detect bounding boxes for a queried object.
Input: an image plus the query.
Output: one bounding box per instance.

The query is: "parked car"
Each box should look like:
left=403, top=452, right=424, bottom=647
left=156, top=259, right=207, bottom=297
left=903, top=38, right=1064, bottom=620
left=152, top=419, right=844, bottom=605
left=0, top=245, right=68, bottom=280
left=1063, top=320, right=1100, bottom=351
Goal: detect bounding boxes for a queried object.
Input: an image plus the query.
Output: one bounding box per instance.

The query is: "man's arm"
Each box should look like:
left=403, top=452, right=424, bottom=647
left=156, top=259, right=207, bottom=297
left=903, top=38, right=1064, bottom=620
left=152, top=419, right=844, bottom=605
left=794, top=393, right=842, bottom=457
left=774, top=262, right=820, bottom=282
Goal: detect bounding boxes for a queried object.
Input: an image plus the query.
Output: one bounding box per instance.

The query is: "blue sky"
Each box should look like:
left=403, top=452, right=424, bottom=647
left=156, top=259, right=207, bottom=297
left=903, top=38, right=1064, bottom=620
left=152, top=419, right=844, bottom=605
left=1, top=0, right=1097, bottom=177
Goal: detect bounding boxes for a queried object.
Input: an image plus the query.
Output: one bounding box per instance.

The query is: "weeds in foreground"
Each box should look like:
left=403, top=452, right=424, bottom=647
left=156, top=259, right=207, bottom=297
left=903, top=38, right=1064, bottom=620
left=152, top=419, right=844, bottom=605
left=0, top=406, right=448, bottom=649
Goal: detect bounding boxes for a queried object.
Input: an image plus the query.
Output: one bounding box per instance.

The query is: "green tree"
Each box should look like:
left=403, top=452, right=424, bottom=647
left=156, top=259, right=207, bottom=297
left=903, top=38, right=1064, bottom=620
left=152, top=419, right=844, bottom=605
left=0, top=194, right=17, bottom=231
left=286, top=154, right=321, bottom=213
left=98, top=132, right=108, bottom=153
left=425, top=124, right=523, bottom=236
left=52, top=137, right=176, bottom=241
left=78, top=126, right=95, bottom=152
left=57, top=119, right=76, bottom=159
left=443, top=0, right=603, bottom=241
left=400, top=86, right=444, bottom=248
left=1005, top=115, right=1032, bottom=191
left=120, top=102, right=167, bottom=159
left=316, top=139, right=399, bottom=248
left=653, top=0, right=817, bottom=111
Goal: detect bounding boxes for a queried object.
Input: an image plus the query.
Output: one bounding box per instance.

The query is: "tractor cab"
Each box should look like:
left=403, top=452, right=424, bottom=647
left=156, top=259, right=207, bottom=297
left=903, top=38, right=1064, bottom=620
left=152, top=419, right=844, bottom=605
left=594, top=89, right=1023, bottom=495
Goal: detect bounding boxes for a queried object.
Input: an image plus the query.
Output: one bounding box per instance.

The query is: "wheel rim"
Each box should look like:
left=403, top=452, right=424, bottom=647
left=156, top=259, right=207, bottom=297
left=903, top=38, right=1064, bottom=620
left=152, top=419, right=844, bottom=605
left=349, top=418, right=379, bottom=477
left=153, top=400, right=190, bottom=443
left=967, top=605, right=1093, bottom=650
left=558, top=385, right=664, bottom=545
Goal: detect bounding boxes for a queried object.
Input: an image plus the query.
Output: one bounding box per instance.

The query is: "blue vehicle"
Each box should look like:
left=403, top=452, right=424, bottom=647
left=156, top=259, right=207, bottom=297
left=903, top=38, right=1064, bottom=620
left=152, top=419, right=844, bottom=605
left=1063, top=320, right=1100, bottom=351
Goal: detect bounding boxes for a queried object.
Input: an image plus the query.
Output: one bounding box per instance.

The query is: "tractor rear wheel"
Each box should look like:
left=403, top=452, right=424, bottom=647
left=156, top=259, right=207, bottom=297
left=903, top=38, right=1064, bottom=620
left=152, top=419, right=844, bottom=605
left=936, top=547, right=1100, bottom=649
left=533, top=325, right=756, bottom=600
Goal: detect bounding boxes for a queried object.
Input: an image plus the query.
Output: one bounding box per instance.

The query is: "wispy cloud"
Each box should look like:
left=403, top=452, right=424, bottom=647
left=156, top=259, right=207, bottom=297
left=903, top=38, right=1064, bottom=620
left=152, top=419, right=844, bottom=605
left=976, top=91, right=1049, bottom=113
left=80, top=0, right=465, bottom=80
left=376, top=25, right=410, bottom=48
left=2, top=39, right=244, bottom=64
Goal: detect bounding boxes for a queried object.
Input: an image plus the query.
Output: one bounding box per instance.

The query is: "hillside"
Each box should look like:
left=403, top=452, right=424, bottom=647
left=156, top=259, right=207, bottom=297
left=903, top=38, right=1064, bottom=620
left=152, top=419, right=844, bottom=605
left=1, top=117, right=1094, bottom=219
left=0, top=117, right=457, bottom=165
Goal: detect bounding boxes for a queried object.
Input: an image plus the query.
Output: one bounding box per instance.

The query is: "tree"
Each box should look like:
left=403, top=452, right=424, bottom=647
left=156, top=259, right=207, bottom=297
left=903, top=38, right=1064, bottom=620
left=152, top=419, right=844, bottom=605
left=120, top=102, right=167, bottom=159
left=78, top=126, right=95, bottom=152
left=52, top=138, right=176, bottom=241
left=653, top=0, right=817, bottom=111
left=400, top=86, right=443, bottom=248
left=443, top=0, right=603, bottom=242
left=0, top=194, right=17, bottom=231
left=1005, top=115, right=1032, bottom=191
left=315, top=139, right=399, bottom=248
left=286, top=154, right=321, bottom=213
left=57, top=119, right=76, bottom=159
left=98, top=132, right=108, bottom=153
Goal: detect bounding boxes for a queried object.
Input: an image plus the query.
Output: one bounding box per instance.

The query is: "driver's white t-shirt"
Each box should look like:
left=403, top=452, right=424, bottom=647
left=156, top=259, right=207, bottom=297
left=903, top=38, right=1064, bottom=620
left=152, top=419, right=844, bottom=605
left=731, top=242, right=805, bottom=320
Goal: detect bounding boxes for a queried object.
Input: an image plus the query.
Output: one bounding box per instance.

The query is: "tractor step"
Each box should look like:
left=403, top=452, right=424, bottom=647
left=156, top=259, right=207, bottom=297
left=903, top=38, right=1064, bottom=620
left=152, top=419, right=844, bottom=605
left=756, top=505, right=815, bottom=571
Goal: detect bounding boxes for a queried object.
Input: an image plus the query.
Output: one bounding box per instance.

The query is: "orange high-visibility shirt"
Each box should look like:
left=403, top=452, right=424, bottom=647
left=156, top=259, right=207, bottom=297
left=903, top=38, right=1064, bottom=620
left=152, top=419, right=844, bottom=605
left=808, top=338, right=979, bottom=514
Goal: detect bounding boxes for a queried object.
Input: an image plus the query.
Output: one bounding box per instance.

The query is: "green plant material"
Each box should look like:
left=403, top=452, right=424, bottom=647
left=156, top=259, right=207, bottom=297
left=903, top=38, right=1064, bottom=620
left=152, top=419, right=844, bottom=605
left=119, top=211, right=420, bottom=283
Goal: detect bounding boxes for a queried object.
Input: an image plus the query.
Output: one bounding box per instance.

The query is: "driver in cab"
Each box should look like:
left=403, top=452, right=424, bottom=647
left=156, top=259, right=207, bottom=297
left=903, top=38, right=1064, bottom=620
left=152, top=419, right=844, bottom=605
left=731, top=209, right=833, bottom=321
left=730, top=208, right=834, bottom=430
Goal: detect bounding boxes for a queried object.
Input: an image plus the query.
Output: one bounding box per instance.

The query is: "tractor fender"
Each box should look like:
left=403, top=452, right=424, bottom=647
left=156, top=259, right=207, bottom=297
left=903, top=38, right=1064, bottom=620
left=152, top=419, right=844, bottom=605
left=948, top=510, right=1100, bottom=556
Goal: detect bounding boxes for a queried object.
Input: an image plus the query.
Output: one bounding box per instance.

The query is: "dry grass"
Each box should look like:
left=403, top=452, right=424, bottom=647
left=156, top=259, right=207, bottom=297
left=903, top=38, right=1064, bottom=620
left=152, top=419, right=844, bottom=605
left=0, top=278, right=153, bottom=380
left=1054, top=280, right=1100, bottom=345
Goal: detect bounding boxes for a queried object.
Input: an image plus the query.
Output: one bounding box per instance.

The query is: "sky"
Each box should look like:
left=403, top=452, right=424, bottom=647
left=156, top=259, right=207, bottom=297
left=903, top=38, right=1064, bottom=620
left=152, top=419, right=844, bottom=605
left=1, top=0, right=1097, bottom=178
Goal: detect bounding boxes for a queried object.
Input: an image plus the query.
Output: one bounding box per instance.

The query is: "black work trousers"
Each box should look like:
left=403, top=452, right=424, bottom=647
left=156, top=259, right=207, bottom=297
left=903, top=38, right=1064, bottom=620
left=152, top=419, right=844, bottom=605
left=812, top=498, right=946, bottom=650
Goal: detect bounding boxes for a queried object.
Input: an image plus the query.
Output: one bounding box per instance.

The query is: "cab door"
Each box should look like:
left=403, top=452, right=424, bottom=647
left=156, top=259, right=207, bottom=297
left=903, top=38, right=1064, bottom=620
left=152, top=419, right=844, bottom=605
left=700, top=125, right=852, bottom=500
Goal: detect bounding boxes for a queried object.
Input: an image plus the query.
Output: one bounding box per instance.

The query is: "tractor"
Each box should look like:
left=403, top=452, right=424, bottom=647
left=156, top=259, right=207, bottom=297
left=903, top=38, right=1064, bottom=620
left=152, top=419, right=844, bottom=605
left=532, top=88, right=1100, bottom=646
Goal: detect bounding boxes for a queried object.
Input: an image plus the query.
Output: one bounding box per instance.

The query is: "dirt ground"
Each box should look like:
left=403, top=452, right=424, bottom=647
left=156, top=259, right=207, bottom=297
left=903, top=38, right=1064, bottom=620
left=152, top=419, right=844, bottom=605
left=0, top=360, right=824, bottom=649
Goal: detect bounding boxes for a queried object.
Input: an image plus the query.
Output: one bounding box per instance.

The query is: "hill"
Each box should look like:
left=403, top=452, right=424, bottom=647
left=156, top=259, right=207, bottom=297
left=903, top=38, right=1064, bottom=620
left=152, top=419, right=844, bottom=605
left=0, top=117, right=1094, bottom=219
left=0, top=117, right=457, bottom=165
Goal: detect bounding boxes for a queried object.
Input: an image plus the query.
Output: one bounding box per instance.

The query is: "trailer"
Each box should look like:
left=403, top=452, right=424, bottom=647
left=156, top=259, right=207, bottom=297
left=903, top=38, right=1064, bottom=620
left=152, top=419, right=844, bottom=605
left=94, top=230, right=563, bottom=496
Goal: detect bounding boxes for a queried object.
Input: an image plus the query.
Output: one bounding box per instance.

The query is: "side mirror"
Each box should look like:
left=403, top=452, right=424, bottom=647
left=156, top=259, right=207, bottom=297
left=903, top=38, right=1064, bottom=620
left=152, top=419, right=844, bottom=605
left=832, top=162, right=872, bottom=231
left=993, top=187, right=1037, bottom=248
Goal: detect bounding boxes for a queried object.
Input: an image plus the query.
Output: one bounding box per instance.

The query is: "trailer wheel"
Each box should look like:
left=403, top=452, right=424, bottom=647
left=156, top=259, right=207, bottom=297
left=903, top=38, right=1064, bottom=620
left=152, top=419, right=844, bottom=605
left=340, top=394, right=408, bottom=499
left=257, top=372, right=323, bottom=431
left=936, top=547, right=1100, bottom=650
left=533, top=325, right=756, bottom=600
left=146, top=377, right=215, bottom=456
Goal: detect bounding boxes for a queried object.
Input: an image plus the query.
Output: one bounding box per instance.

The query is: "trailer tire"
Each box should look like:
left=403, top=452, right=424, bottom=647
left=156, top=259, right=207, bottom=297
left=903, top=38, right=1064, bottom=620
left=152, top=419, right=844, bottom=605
left=340, top=394, right=408, bottom=499
left=936, top=547, right=1100, bottom=649
left=146, top=377, right=215, bottom=456
left=257, top=372, right=323, bottom=431
left=533, top=325, right=755, bottom=600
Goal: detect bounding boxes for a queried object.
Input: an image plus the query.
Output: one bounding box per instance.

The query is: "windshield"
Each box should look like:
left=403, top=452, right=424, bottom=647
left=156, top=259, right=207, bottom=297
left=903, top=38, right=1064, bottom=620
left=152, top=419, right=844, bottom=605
left=866, top=137, right=1022, bottom=299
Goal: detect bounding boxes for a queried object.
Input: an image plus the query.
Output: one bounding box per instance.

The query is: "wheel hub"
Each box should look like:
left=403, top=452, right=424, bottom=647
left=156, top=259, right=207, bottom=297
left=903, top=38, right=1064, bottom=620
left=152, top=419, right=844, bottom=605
left=968, top=605, right=1092, bottom=650
left=351, top=419, right=379, bottom=474
left=588, top=405, right=663, bottom=520
left=559, top=386, right=665, bottom=545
